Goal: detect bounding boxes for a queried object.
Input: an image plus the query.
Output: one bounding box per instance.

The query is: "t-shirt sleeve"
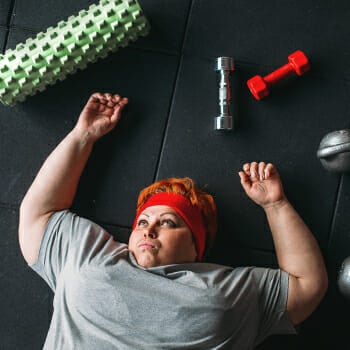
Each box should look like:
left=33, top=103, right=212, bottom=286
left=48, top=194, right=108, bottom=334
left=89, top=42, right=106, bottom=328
left=214, top=264, right=296, bottom=344
left=29, top=210, right=126, bottom=291
left=252, top=267, right=296, bottom=344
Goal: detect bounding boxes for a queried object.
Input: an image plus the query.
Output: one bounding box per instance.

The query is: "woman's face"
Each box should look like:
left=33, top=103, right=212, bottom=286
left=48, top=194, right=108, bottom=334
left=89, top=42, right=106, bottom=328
left=128, top=205, right=197, bottom=268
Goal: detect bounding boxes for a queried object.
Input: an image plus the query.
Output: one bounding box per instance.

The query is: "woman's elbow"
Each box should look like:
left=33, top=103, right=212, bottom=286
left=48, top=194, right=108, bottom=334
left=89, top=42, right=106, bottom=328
left=288, top=271, right=329, bottom=325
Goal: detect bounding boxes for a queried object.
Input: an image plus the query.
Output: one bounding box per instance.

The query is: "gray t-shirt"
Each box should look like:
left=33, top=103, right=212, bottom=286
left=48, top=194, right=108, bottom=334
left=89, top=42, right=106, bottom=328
left=31, top=210, right=296, bottom=349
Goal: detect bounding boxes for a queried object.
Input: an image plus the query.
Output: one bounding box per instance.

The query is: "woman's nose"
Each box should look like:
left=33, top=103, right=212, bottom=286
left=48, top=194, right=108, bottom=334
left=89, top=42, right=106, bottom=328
left=144, top=231, right=156, bottom=239
left=143, top=220, right=158, bottom=239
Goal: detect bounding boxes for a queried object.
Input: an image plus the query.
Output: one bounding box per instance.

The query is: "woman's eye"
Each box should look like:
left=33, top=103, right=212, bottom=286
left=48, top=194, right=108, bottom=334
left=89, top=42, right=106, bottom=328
left=161, top=219, right=176, bottom=228
left=137, top=219, right=148, bottom=227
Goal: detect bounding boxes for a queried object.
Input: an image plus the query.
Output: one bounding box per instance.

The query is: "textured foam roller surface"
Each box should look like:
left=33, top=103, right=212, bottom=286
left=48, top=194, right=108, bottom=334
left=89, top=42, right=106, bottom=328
left=0, top=0, right=149, bottom=105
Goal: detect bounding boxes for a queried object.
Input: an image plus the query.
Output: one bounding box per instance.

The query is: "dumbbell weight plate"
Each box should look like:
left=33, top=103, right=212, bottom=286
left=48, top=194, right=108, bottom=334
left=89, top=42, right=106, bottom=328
left=317, top=129, right=350, bottom=173
left=338, top=256, right=350, bottom=299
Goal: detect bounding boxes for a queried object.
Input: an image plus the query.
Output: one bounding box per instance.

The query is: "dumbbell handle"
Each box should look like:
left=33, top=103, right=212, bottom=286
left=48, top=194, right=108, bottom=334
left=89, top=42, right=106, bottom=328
left=218, top=69, right=231, bottom=115
left=263, top=64, right=295, bottom=85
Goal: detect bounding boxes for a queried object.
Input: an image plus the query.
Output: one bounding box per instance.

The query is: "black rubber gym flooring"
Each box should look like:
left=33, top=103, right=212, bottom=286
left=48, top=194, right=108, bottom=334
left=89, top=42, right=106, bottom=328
left=1, top=1, right=349, bottom=348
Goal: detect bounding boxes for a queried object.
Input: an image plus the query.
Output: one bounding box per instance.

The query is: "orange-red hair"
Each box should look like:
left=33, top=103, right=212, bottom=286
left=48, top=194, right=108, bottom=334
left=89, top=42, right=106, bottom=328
left=135, top=177, right=218, bottom=258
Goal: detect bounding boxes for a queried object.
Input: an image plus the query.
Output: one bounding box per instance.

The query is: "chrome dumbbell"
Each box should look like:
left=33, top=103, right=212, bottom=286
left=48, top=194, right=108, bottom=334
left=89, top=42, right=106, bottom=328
left=214, top=56, right=234, bottom=131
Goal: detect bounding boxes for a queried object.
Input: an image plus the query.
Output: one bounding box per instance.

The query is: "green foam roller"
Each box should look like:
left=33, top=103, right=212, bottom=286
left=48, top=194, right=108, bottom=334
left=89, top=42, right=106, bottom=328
left=0, top=0, right=150, bottom=106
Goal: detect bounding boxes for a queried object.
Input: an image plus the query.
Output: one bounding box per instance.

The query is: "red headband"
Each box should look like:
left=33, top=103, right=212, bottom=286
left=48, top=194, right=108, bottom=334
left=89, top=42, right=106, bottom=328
left=132, top=192, right=207, bottom=261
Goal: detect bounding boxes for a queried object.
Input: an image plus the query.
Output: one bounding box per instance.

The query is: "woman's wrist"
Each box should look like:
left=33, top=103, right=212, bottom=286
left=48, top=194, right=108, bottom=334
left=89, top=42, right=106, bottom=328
left=70, top=127, right=97, bottom=148
left=262, top=197, right=290, bottom=212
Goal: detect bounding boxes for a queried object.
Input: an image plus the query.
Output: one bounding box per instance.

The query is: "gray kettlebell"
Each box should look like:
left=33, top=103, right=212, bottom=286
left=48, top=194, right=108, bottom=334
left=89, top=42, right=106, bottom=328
left=338, top=256, right=350, bottom=299
left=317, top=129, right=350, bottom=173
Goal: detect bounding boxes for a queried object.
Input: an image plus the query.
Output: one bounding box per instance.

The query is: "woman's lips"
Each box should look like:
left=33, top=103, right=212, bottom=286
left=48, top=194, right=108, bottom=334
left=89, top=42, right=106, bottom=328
left=138, top=241, right=156, bottom=249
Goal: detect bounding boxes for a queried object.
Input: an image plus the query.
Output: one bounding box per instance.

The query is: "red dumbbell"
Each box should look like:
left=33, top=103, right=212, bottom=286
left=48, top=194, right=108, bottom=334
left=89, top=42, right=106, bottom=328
left=247, top=50, right=310, bottom=100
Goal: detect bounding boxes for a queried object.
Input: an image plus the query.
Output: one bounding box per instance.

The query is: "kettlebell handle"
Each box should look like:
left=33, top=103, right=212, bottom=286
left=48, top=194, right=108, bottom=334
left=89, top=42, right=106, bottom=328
left=317, top=143, right=350, bottom=159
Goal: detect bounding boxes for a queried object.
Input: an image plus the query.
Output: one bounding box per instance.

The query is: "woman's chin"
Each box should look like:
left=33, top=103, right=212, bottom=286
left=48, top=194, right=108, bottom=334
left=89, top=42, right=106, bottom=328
left=134, top=252, right=160, bottom=268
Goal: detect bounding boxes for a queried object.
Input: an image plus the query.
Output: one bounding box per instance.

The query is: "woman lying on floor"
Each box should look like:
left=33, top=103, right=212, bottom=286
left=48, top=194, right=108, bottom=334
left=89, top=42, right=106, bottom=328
left=19, top=92, right=328, bottom=349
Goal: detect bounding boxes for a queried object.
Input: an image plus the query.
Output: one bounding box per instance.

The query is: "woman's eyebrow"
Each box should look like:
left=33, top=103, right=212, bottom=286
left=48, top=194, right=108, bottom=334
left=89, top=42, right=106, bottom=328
left=160, top=212, right=177, bottom=217
left=140, top=212, right=179, bottom=219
